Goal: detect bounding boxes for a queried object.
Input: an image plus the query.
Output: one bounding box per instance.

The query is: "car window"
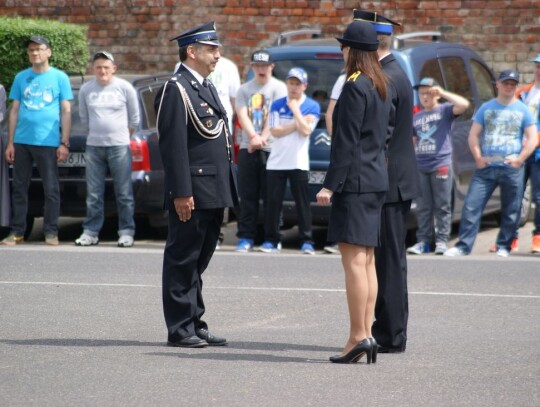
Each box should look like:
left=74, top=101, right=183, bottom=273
left=418, top=58, right=444, bottom=85
left=140, top=86, right=161, bottom=129
left=70, top=91, right=87, bottom=134
left=470, top=59, right=496, bottom=107
left=419, top=57, right=474, bottom=120
left=272, top=59, right=344, bottom=124
left=439, top=57, right=475, bottom=119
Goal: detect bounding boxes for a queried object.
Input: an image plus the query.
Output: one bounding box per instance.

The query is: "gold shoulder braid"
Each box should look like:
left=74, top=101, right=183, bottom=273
left=155, top=76, right=233, bottom=161
left=347, top=70, right=362, bottom=82
left=174, top=81, right=225, bottom=140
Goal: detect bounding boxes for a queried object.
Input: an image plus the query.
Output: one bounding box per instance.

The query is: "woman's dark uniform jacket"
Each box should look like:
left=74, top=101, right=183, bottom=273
left=323, top=72, right=390, bottom=195
left=154, top=64, right=238, bottom=341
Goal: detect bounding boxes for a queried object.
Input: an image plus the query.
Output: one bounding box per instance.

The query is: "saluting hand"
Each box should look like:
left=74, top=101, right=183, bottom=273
left=174, top=196, right=195, bottom=222
left=316, top=188, right=333, bottom=206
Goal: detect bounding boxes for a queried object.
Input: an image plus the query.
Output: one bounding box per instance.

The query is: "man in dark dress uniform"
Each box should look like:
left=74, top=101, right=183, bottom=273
left=354, top=10, right=421, bottom=353
left=154, top=22, right=238, bottom=348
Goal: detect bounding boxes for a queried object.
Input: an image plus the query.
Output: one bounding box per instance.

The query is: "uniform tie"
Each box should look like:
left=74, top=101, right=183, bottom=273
left=202, top=78, right=209, bottom=88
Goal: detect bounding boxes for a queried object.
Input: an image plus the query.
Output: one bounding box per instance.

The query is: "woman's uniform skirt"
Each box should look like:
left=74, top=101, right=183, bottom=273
left=327, top=191, right=386, bottom=247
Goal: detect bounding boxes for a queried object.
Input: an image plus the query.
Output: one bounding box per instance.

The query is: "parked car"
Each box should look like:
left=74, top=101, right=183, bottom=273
left=240, top=29, right=531, bottom=230
left=2, top=74, right=170, bottom=238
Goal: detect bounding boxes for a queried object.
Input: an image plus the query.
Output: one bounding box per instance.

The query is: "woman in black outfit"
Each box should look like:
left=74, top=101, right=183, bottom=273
left=316, top=20, right=390, bottom=364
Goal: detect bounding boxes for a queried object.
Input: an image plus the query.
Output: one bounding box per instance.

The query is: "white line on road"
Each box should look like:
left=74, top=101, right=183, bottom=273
left=0, top=281, right=539, bottom=299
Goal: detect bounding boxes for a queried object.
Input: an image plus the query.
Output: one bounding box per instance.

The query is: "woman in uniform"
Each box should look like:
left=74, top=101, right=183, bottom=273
left=316, top=20, right=391, bottom=364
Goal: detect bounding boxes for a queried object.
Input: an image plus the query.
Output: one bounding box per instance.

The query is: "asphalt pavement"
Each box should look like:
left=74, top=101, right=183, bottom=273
left=1, top=219, right=539, bottom=406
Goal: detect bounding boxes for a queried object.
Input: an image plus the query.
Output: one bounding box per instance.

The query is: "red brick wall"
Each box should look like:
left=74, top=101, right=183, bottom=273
left=1, top=0, right=539, bottom=82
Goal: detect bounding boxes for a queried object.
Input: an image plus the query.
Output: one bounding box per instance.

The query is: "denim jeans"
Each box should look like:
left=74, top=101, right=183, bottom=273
left=83, top=145, right=135, bottom=237
left=11, top=144, right=60, bottom=236
left=530, top=160, right=540, bottom=235
left=236, top=148, right=269, bottom=240
left=455, top=165, right=524, bottom=253
left=415, top=166, right=453, bottom=244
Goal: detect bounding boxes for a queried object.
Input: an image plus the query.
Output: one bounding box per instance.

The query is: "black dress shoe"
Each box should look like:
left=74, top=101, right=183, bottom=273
left=377, top=345, right=405, bottom=354
left=167, top=335, right=208, bottom=348
left=195, top=328, right=227, bottom=346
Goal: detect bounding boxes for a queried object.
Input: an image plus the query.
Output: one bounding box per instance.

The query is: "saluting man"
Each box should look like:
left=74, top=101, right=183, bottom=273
left=154, top=22, right=238, bottom=348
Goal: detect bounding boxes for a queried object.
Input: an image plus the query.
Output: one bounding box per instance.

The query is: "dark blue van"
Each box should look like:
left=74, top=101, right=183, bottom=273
left=244, top=29, right=532, bottom=230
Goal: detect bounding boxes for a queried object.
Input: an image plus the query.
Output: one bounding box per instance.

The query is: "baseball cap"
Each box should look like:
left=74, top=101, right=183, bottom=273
left=93, top=50, right=115, bottom=62
left=498, top=69, right=519, bottom=82
left=25, top=36, right=50, bottom=48
left=286, top=67, right=308, bottom=84
left=413, top=77, right=439, bottom=89
left=251, top=50, right=272, bottom=64
left=529, top=54, right=540, bottom=64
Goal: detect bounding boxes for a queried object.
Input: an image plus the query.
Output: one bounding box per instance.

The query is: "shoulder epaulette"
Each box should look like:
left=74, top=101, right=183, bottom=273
left=347, top=71, right=362, bottom=82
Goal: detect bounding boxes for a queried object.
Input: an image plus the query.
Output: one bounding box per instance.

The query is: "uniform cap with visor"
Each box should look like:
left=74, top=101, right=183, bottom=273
left=169, top=22, right=221, bottom=48
left=353, top=9, right=401, bottom=36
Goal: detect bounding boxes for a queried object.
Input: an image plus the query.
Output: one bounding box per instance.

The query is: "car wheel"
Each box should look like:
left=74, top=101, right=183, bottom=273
left=0, top=226, right=9, bottom=240
left=24, top=215, right=34, bottom=240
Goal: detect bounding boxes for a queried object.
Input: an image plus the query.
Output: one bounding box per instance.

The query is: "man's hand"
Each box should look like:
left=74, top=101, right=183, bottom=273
left=505, top=156, right=523, bottom=169
left=174, top=196, right=195, bottom=222
left=248, top=134, right=265, bottom=153
left=474, top=156, right=488, bottom=169
left=5, top=143, right=14, bottom=164
left=316, top=188, right=333, bottom=206
left=287, top=98, right=300, bottom=113
left=56, top=145, right=69, bottom=163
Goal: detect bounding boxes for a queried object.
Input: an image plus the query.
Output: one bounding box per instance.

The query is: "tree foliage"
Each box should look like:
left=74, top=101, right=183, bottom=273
left=0, top=16, right=88, bottom=94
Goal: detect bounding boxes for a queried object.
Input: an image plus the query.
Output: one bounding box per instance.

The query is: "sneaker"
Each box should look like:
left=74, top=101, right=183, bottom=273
left=323, top=244, right=339, bottom=254
left=489, top=238, right=518, bottom=253
left=532, top=234, right=540, bottom=253
left=75, top=233, right=99, bottom=246
left=434, top=242, right=447, bottom=255
left=443, top=247, right=467, bottom=257
left=1, top=233, right=24, bottom=246
left=496, top=248, right=510, bottom=257
left=117, top=235, right=134, bottom=248
left=258, top=241, right=281, bottom=253
left=300, top=242, right=315, bottom=255
left=235, top=238, right=254, bottom=253
left=45, top=234, right=59, bottom=246
left=407, top=242, right=430, bottom=255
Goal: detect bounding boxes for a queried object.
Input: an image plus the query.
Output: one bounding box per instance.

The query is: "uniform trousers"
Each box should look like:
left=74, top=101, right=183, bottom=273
left=373, top=200, right=412, bottom=351
left=162, top=207, right=224, bottom=341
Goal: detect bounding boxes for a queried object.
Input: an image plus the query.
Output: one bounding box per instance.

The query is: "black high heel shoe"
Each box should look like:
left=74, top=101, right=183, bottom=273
left=370, top=337, right=378, bottom=364
left=329, top=338, right=372, bottom=364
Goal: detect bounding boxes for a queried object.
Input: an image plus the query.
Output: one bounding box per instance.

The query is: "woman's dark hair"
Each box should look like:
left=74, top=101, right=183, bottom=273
left=345, top=48, right=388, bottom=100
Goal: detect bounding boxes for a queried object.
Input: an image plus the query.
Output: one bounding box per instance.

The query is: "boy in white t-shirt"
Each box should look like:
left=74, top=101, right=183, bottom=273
left=259, top=67, right=320, bottom=254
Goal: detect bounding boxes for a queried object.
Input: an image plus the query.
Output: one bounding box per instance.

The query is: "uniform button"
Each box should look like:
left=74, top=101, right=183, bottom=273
left=198, top=168, right=203, bottom=174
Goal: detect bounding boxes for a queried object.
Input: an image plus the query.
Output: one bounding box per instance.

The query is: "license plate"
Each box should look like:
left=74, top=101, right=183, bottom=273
left=59, top=152, right=86, bottom=167
left=308, top=170, right=326, bottom=184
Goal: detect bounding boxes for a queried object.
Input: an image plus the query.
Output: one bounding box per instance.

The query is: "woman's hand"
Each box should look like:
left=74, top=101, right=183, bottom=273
left=316, top=188, right=333, bottom=205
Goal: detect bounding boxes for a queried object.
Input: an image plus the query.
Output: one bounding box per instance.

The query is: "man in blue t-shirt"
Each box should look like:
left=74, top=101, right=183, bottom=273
left=406, top=77, right=470, bottom=255
left=1, top=36, right=73, bottom=246
left=445, top=69, right=537, bottom=257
